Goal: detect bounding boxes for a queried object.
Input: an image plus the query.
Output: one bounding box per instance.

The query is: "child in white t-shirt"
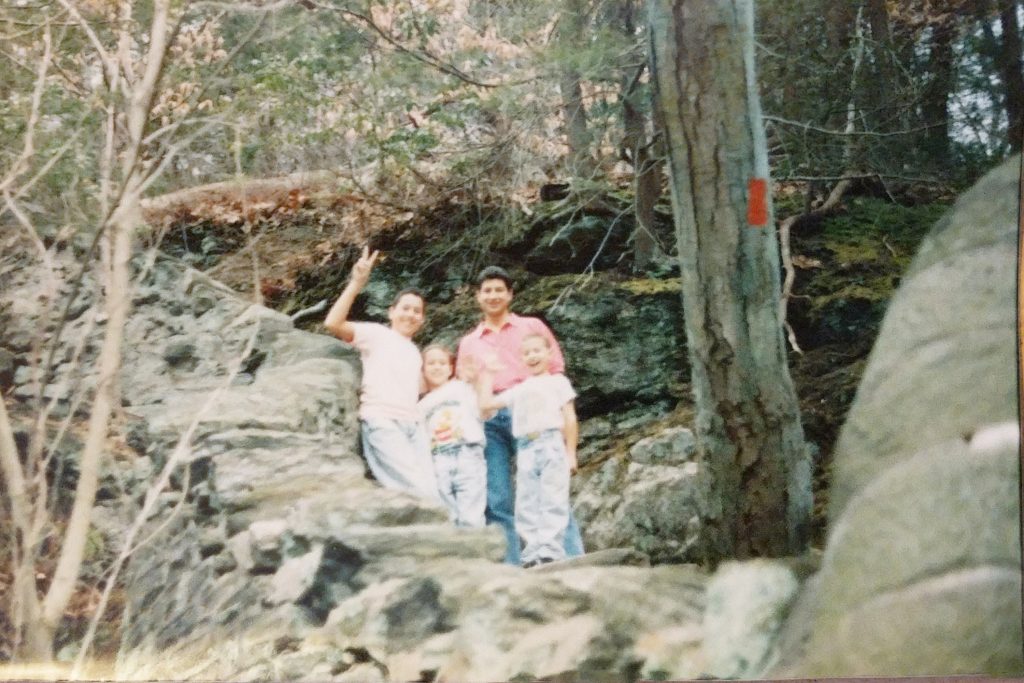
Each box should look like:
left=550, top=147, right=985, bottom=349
left=478, top=334, right=578, bottom=567
left=418, top=345, right=487, bottom=527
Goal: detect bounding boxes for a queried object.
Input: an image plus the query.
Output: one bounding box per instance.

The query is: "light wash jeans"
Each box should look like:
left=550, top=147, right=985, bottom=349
left=515, top=429, right=570, bottom=565
left=432, top=442, right=486, bottom=527
left=483, top=408, right=584, bottom=564
left=360, top=417, right=440, bottom=503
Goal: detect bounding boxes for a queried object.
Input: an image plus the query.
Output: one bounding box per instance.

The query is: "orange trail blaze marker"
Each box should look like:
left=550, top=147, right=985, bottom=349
left=747, top=177, right=769, bottom=227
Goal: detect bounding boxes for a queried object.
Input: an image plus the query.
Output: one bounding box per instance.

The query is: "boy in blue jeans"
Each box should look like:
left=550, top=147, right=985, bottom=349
left=478, top=334, right=579, bottom=567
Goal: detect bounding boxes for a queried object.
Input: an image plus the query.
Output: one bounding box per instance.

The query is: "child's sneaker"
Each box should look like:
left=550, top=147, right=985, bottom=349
left=523, top=557, right=556, bottom=569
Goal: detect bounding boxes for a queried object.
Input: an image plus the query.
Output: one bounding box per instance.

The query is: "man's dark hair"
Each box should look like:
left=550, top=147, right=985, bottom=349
left=391, top=286, right=426, bottom=308
left=476, top=266, right=514, bottom=290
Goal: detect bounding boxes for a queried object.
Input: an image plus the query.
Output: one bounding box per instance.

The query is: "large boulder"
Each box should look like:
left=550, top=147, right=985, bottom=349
left=574, top=425, right=710, bottom=563
left=776, top=156, right=1022, bottom=676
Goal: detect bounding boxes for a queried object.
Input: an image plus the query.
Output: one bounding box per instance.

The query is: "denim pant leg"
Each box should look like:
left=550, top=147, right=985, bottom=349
left=452, top=443, right=487, bottom=528
left=432, top=447, right=459, bottom=522
left=564, top=509, right=585, bottom=556
left=360, top=418, right=441, bottom=502
left=483, top=408, right=519, bottom=564
left=516, top=432, right=569, bottom=565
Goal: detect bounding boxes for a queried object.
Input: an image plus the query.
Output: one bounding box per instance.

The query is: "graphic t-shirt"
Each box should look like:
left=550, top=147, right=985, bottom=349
left=494, top=373, right=576, bottom=438
left=418, top=380, right=485, bottom=451
left=350, top=322, right=421, bottom=422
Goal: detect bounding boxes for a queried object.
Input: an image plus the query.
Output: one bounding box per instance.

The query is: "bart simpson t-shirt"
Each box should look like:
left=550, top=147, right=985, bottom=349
left=418, top=380, right=485, bottom=452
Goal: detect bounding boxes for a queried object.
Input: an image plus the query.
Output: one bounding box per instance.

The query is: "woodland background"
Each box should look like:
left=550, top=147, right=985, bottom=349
left=0, top=0, right=1021, bottom=672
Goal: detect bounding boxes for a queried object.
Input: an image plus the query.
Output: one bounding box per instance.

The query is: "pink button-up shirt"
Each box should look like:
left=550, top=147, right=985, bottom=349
left=456, top=313, right=565, bottom=393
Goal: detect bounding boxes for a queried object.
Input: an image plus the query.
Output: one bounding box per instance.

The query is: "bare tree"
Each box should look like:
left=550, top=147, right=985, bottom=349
left=647, top=0, right=812, bottom=562
left=0, top=0, right=265, bottom=661
left=0, top=0, right=178, bottom=660
left=615, top=0, right=666, bottom=272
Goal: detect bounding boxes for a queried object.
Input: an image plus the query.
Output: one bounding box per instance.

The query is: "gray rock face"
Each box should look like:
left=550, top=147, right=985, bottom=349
left=47, top=258, right=719, bottom=682
left=541, top=279, right=688, bottom=416
left=21, top=161, right=1017, bottom=680
left=6, top=248, right=771, bottom=682
left=574, top=425, right=709, bottom=563
left=777, top=156, right=1023, bottom=677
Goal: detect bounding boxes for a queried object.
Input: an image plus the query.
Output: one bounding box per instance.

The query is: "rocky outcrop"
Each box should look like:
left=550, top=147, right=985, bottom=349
left=4, top=156, right=1017, bottom=680
left=574, top=425, right=709, bottom=563
left=774, top=155, right=1023, bottom=676
left=0, top=255, right=788, bottom=681
left=2, top=245, right=805, bottom=680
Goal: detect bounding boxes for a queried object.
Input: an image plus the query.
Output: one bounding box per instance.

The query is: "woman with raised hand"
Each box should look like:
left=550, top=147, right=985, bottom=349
left=324, top=246, right=440, bottom=502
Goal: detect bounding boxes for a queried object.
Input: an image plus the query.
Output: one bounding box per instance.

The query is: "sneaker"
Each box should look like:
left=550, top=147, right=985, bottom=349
left=523, top=557, right=556, bottom=569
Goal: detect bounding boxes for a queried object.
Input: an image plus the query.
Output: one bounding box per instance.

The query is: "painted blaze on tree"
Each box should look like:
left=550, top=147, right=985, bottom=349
left=647, top=0, right=812, bottom=562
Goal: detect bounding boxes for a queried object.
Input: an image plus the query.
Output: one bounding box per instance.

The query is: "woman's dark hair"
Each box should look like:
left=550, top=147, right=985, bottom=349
left=475, top=265, right=514, bottom=290
left=391, top=287, right=426, bottom=308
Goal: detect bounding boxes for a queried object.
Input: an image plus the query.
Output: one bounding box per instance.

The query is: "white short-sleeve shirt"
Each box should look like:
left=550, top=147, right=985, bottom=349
left=350, top=322, right=421, bottom=422
left=495, top=373, right=576, bottom=437
left=418, top=380, right=485, bottom=451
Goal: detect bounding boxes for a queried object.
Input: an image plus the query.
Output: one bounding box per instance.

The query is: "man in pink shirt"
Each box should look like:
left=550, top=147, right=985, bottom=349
left=456, top=266, right=585, bottom=565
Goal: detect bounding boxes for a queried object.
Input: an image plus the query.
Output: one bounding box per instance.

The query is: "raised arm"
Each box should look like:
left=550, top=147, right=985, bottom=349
left=561, top=401, right=578, bottom=474
left=324, top=246, right=378, bottom=342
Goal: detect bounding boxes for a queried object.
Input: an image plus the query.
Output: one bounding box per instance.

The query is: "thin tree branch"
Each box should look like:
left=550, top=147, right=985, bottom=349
left=0, top=21, right=52, bottom=196
left=72, top=319, right=261, bottom=674
left=0, top=398, right=32, bottom=547
left=311, top=0, right=537, bottom=89
left=764, top=115, right=944, bottom=138
left=778, top=178, right=854, bottom=353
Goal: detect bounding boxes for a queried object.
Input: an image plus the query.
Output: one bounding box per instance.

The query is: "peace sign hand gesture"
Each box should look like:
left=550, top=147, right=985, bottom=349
left=350, top=245, right=379, bottom=289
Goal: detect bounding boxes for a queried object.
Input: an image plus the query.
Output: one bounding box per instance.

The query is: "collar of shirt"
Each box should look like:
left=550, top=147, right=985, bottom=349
left=470, top=312, right=526, bottom=338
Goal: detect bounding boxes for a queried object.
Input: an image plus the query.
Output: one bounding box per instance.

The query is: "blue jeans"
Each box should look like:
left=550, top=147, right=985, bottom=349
left=483, top=408, right=584, bottom=564
left=516, top=430, right=570, bottom=564
left=360, top=418, right=441, bottom=503
left=432, top=442, right=486, bottom=527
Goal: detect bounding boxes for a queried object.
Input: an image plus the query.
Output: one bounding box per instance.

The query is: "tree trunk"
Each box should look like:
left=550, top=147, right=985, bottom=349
left=631, top=123, right=664, bottom=271
left=997, top=0, right=1024, bottom=151
left=558, top=0, right=595, bottom=176
left=19, top=601, right=55, bottom=662
left=866, top=0, right=894, bottom=87
left=922, top=20, right=955, bottom=166
left=618, top=0, right=664, bottom=271
left=647, top=0, right=812, bottom=562
left=865, top=0, right=902, bottom=131
left=824, top=0, right=857, bottom=134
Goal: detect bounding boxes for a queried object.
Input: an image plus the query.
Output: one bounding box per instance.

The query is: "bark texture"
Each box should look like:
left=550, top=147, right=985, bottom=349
left=998, top=0, right=1024, bottom=151
left=647, top=0, right=811, bottom=562
left=922, top=20, right=955, bottom=165
left=558, top=0, right=595, bottom=177
left=619, top=0, right=664, bottom=271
